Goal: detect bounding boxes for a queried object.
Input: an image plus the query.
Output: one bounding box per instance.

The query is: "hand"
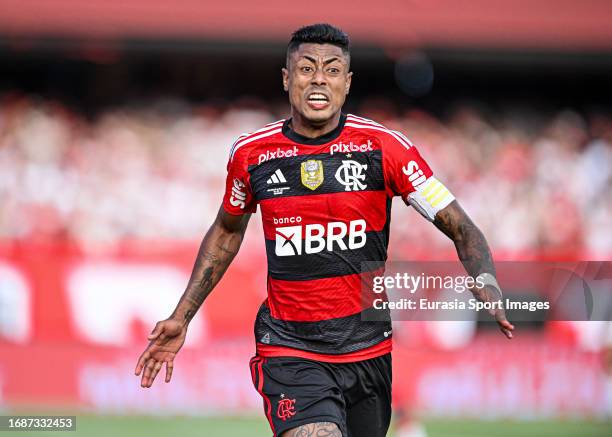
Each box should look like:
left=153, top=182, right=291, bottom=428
left=492, top=305, right=514, bottom=340
left=135, top=318, right=187, bottom=388
left=472, top=285, right=515, bottom=340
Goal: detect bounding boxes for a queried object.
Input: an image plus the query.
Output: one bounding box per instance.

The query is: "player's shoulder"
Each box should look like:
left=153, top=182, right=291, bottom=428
left=345, top=113, right=414, bottom=151
left=228, top=118, right=286, bottom=162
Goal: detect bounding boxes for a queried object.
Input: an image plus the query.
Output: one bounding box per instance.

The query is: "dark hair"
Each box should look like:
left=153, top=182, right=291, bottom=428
left=287, top=23, right=350, bottom=64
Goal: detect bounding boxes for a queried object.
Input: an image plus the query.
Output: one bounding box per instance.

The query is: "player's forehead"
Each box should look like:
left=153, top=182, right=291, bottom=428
left=290, top=43, right=348, bottom=65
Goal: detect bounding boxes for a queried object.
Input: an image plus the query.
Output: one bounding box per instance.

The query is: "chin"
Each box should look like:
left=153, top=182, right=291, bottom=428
left=302, top=108, right=336, bottom=124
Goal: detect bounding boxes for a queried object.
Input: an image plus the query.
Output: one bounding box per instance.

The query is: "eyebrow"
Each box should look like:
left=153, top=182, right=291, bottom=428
left=301, top=55, right=342, bottom=65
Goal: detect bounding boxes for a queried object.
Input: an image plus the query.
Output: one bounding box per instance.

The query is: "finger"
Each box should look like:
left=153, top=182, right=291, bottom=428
left=142, top=358, right=156, bottom=388
left=148, top=322, right=164, bottom=340
left=497, top=315, right=515, bottom=330
left=165, top=361, right=174, bottom=383
left=135, top=351, right=150, bottom=376
left=495, top=309, right=514, bottom=327
left=500, top=319, right=515, bottom=331
left=149, top=361, right=163, bottom=385
left=499, top=323, right=514, bottom=339
left=140, top=359, right=152, bottom=387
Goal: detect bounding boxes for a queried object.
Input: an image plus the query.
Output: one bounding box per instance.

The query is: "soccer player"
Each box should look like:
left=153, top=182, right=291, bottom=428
left=135, top=23, right=514, bottom=437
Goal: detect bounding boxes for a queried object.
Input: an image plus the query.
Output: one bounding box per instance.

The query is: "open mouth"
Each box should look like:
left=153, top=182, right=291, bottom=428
left=306, top=93, right=330, bottom=109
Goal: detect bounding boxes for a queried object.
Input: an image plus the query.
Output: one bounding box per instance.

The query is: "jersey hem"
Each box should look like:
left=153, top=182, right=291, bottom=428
left=256, top=338, right=392, bottom=363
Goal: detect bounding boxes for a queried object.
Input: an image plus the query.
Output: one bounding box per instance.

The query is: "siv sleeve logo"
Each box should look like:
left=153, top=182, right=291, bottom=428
left=230, top=178, right=247, bottom=209
left=402, top=160, right=427, bottom=189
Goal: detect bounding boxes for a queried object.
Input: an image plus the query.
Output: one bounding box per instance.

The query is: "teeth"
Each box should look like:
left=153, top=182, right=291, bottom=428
left=308, top=93, right=328, bottom=101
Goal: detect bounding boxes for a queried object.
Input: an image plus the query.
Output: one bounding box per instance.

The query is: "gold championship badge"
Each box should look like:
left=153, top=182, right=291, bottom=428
left=300, top=159, right=324, bottom=190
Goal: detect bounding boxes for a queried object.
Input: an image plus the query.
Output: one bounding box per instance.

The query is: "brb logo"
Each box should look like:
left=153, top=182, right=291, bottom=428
left=335, top=160, right=368, bottom=191
left=258, top=146, right=299, bottom=164
left=402, top=160, right=427, bottom=189
left=274, top=218, right=367, bottom=256
left=229, top=178, right=247, bottom=209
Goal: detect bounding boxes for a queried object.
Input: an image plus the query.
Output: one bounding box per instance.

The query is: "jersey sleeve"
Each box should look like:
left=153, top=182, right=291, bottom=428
left=382, top=132, right=455, bottom=221
left=222, top=141, right=257, bottom=215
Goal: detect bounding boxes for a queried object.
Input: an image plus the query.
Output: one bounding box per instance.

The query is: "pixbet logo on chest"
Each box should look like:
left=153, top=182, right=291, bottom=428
left=274, top=218, right=367, bottom=256
left=330, top=140, right=373, bottom=155
left=258, top=146, right=299, bottom=164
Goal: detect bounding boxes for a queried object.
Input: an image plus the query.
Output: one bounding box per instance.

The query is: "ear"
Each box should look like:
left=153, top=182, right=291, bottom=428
left=345, top=71, right=353, bottom=95
left=282, top=68, right=289, bottom=92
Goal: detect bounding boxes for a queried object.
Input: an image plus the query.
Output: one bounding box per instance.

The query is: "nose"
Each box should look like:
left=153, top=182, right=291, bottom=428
left=311, top=67, right=327, bottom=85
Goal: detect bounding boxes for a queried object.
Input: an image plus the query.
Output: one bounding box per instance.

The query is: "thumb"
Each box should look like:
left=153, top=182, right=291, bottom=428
left=148, top=322, right=165, bottom=340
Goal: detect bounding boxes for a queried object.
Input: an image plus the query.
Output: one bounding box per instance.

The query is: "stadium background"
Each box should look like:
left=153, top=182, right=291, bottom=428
left=0, top=1, right=611, bottom=436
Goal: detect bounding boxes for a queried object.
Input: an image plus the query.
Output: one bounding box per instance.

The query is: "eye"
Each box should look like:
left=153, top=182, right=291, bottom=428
left=328, top=67, right=340, bottom=74
left=300, top=66, right=313, bottom=73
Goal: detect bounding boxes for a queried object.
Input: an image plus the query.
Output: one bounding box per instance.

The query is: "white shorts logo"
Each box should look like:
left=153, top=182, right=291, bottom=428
left=335, top=160, right=368, bottom=191
left=274, top=219, right=367, bottom=257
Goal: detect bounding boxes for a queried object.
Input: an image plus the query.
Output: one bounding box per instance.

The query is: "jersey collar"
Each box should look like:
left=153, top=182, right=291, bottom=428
left=282, top=113, right=347, bottom=145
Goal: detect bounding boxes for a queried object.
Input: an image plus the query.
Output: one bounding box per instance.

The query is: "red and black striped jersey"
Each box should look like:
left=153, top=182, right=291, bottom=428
left=223, top=114, right=454, bottom=363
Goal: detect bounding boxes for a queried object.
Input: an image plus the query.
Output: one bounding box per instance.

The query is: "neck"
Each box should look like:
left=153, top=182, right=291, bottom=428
left=289, top=111, right=342, bottom=139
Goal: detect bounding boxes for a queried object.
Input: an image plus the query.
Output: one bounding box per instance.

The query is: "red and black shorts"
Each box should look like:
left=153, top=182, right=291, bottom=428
left=249, top=354, right=392, bottom=437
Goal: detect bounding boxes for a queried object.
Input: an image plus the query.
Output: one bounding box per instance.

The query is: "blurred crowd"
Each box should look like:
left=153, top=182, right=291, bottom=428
left=0, top=93, right=610, bottom=257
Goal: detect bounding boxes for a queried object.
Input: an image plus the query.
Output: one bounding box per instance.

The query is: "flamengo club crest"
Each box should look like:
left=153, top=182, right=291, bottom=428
left=277, top=395, right=296, bottom=421
left=300, top=159, right=324, bottom=190
left=335, top=160, right=368, bottom=191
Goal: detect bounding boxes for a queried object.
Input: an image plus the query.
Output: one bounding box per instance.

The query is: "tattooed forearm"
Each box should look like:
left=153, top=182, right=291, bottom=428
left=283, top=422, right=342, bottom=437
left=170, top=208, right=250, bottom=324
left=433, top=200, right=495, bottom=279
left=434, top=201, right=502, bottom=303
left=434, top=202, right=515, bottom=337
left=183, top=265, right=213, bottom=323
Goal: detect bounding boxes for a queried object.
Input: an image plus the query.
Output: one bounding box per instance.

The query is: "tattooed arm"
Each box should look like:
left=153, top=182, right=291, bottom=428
left=135, top=206, right=251, bottom=387
left=433, top=200, right=514, bottom=339
left=171, top=207, right=250, bottom=324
